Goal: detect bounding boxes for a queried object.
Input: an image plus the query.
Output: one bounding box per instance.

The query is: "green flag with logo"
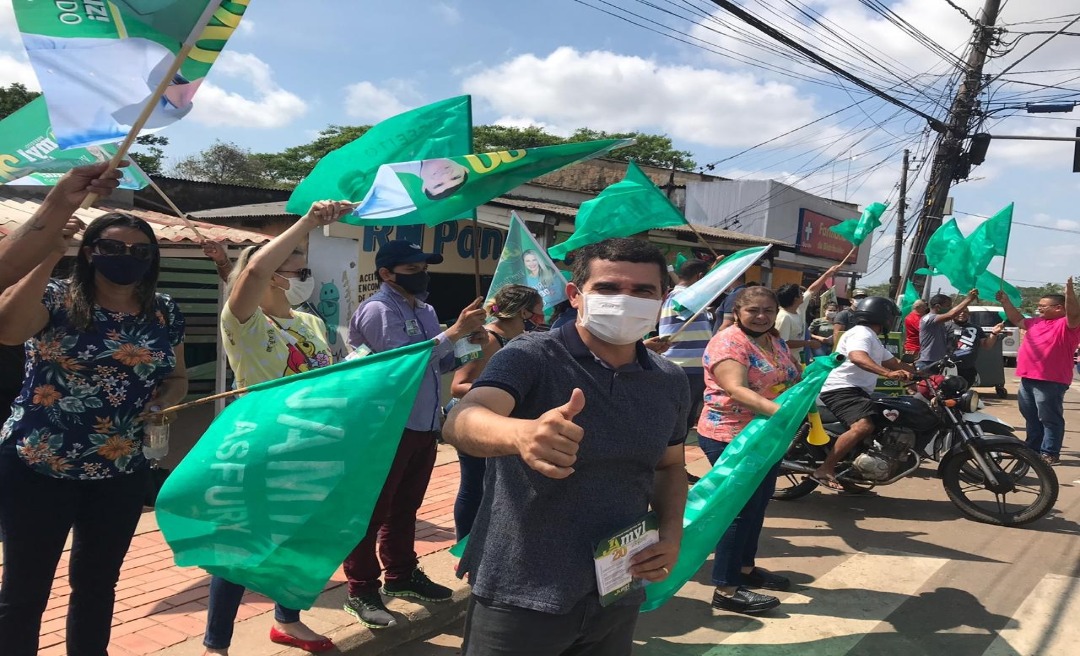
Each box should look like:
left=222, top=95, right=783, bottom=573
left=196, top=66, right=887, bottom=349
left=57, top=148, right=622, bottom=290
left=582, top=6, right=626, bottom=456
left=828, top=201, right=887, bottom=246
left=642, top=352, right=844, bottom=611
left=286, top=96, right=473, bottom=215
left=484, top=212, right=568, bottom=312
left=344, top=139, right=630, bottom=227
left=547, top=161, right=687, bottom=261
left=156, top=340, right=433, bottom=610
left=0, top=97, right=150, bottom=190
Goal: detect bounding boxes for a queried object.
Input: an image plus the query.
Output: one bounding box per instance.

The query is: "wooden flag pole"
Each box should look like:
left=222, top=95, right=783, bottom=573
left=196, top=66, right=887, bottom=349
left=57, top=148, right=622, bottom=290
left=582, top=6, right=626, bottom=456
left=80, top=1, right=224, bottom=209
left=471, top=217, right=483, bottom=297
left=664, top=302, right=712, bottom=342
left=155, top=385, right=247, bottom=416
left=684, top=221, right=721, bottom=261
left=145, top=177, right=206, bottom=242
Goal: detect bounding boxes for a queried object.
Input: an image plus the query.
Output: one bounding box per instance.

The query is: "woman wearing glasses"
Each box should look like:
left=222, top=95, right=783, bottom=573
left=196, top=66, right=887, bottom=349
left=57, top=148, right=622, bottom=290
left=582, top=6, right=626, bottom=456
left=203, top=200, right=352, bottom=655
left=0, top=177, right=188, bottom=654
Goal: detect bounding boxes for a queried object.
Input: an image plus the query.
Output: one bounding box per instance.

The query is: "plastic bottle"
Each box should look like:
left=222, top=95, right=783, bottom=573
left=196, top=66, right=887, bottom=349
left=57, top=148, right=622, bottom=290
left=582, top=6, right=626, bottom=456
left=143, top=406, right=170, bottom=460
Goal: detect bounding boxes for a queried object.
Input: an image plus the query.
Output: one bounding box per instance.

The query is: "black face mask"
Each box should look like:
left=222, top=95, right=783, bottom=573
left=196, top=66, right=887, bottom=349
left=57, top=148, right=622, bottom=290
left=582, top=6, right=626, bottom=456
left=392, top=270, right=430, bottom=295
left=738, top=323, right=771, bottom=339
left=91, top=254, right=151, bottom=286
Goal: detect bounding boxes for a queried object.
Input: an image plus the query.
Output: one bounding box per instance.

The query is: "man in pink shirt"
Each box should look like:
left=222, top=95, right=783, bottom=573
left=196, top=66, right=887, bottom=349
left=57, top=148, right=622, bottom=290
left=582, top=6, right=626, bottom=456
left=998, top=279, right=1080, bottom=465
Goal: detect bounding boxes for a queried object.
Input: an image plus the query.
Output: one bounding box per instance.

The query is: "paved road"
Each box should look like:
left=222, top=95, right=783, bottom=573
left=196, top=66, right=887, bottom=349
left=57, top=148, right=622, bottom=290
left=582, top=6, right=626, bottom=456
left=398, top=373, right=1080, bottom=656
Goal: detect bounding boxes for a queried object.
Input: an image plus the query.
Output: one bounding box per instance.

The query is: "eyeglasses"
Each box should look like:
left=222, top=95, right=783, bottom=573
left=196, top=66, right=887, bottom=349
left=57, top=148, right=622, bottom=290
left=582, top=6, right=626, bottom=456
left=93, top=238, right=158, bottom=261
left=277, top=268, right=312, bottom=282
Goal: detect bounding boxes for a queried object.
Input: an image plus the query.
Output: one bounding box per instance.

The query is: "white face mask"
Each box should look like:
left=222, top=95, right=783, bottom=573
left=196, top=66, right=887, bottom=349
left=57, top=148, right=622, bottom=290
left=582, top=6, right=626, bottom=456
left=577, top=293, right=662, bottom=345
left=282, top=276, right=315, bottom=306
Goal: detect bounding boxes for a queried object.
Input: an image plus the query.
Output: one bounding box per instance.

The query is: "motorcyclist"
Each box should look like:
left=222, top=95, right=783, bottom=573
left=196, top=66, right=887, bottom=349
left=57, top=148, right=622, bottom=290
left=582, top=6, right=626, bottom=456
left=810, top=297, right=914, bottom=490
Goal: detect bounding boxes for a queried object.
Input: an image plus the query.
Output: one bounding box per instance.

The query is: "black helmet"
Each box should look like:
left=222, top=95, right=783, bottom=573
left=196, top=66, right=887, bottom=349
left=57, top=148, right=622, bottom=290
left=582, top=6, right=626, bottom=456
left=853, top=296, right=901, bottom=334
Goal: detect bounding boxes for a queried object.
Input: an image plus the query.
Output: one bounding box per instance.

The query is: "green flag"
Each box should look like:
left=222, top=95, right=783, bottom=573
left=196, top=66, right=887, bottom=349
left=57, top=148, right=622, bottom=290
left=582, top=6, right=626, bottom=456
left=966, top=203, right=1012, bottom=273
left=828, top=201, right=887, bottom=246
left=674, top=253, right=689, bottom=273
left=484, top=212, right=568, bottom=311
left=155, top=340, right=433, bottom=610
left=900, top=280, right=920, bottom=316
left=0, top=98, right=150, bottom=190
left=668, top=246, right=770, bottom=318
left=641, top=352, right=844, bottom=611
left=547, top=162, right=687, bottom=261
left=344, top=139, right=630, bottom=227
left=924, top=219, right=976, bottom=292
left=977, top=270, right=1022, bottom=308
left=286, top=96, right=472, bottom=215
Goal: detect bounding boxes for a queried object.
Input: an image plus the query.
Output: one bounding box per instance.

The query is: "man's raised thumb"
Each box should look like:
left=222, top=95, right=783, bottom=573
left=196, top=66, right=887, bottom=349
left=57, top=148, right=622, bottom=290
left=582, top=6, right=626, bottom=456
left=557, top=388, right=586, bottom=421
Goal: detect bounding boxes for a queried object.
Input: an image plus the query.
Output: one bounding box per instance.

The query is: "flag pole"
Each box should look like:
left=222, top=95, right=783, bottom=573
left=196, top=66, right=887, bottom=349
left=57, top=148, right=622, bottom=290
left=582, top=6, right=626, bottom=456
left=665, top=303, right=712, bottom=342
left=80, top=0, right=225, bottom=209
left=471, top=216, right=483, bottom=297
left=145, top=176, right=206, bottom=242
left=684, top=221, right=721, bottom=261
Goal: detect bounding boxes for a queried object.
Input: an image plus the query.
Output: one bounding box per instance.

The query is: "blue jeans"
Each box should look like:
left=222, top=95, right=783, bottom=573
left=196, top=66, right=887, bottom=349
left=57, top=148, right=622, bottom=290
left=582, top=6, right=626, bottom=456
left=204, top=576, right=300, bottom=649
left=698, top=437, right=779, bottom=587
left=1018, top=378, right=1068, bottom=457
left=454, top=453, right=487, bottom=541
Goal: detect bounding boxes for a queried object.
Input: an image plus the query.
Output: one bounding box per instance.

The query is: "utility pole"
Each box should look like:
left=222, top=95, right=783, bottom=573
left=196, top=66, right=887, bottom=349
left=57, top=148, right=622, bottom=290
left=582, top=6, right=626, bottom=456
left=902, top=0, right=1003, bottom=289
left=888, top=149, right=910, bottom=300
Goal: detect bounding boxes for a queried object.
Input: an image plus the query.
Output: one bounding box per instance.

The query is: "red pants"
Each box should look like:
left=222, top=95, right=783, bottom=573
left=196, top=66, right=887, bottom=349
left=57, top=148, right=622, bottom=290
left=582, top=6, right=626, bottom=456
left=342, top=430, right=438, bottom=596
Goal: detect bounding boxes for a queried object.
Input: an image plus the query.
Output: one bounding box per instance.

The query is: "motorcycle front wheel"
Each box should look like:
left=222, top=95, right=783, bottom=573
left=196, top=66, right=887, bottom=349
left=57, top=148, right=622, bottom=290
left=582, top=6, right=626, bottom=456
left=941, top=439, right=1058, bottom=526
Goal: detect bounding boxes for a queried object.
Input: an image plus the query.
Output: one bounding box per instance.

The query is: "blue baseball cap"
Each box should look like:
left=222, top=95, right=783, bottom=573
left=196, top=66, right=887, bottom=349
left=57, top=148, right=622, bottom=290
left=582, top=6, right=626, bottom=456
left=375, top=240, right=444, bottom=270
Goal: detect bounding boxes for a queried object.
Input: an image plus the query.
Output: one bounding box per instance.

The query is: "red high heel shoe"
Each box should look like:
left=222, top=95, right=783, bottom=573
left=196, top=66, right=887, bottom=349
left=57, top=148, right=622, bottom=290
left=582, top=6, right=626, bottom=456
left=269, top=626, right=335, bottom=653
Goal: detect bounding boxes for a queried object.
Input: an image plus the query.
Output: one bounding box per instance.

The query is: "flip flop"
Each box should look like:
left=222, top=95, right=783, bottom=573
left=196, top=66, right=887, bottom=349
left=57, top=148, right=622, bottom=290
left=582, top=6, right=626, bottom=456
left=805, top=473, right=845, bottom=492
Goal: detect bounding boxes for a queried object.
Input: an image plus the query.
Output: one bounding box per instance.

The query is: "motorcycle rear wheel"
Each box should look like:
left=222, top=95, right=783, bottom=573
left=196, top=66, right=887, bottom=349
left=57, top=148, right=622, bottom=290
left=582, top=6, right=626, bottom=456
left=941, top=439, right=1058, bottom=526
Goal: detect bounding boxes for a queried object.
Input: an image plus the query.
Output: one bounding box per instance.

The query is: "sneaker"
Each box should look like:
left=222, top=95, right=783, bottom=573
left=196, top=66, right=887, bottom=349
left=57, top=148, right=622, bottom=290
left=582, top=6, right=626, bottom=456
left=382, top=567, right=453, bottom=602
left=742, top=567, right=791, bottom=591
left=711, top=586, right=780, bottom=614
left=344, top=593, right=396, bottom=629
left=1040, top=453, right=1060, bottom=466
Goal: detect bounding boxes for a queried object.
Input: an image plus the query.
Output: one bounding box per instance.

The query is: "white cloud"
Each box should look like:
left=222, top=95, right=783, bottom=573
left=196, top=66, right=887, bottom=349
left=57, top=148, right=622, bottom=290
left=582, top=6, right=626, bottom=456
left=236, top=18, right=255, bottom=35
left=463, top=47, right=820, bottom=149
left=0, top=52, right=37, bottom=88
left=342, top=81, right=411, bottom=122
left=188, top=51, right=307, bottom=128
left=435, top=2, right=462, bottom=26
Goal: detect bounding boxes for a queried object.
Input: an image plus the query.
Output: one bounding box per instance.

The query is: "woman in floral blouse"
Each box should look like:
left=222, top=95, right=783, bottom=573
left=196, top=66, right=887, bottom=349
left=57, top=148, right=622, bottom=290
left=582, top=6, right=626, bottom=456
left=0, top=167, right=187, bottom=655
left=697, top=286, right=801, bottom=617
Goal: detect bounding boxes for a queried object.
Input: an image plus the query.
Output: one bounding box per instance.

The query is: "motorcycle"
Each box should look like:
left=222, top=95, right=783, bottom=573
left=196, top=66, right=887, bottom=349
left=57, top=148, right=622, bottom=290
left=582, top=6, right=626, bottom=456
left=774, top=355, right=1059, bottom=527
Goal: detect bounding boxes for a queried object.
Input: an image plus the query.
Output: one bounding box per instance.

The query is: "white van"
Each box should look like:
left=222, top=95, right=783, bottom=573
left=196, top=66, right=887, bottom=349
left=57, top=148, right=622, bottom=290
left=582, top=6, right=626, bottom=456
left=967, top=305, right=1021, bottom=365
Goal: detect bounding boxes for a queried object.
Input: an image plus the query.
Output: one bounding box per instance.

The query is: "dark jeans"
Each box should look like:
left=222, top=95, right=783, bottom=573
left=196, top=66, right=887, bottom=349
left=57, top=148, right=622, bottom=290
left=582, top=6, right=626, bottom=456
left=203, top=576, right=300, bottom=649
left=699, top=437, right=779, bottom=587
left=462, top=595, right=639, bottom=656
left=1018, top=378, right=1069, bottom=457
left=0, top=449, right=148, bottom=656
left=454, top=452, right=487, bottom=541
left=342, top=429, right=439, bottom=596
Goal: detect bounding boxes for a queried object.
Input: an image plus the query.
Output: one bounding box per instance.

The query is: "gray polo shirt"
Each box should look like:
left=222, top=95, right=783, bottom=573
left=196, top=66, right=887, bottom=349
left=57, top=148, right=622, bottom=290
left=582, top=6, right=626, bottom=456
left=459, top=324, right=690, bottom=614
left=918, top=312, right=949, bottom=365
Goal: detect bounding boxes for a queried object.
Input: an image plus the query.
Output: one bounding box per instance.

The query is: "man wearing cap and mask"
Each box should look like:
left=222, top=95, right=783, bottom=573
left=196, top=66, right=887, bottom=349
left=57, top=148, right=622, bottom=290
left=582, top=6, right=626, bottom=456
left=341, top=240, right=487, bottom=629
left=444, top=238, right=690, bottom=655
left=831, top=288, right=868, bottom=347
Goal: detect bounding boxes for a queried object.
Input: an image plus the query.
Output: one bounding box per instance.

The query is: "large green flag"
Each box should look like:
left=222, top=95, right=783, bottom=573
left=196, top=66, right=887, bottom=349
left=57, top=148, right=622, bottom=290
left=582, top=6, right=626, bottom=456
left=642, top=353, right=844, bottom=611
left=484, top=212, right=568, bottom=311
left=977, top=270, right=1022, bottom=308
left=13, top=0, right=246, bottom=148
left=547, top=162, right=687, bottom=261
left=155, top=340, right=433, bottom=610
left=344, top=139, right=630, bottom=227
left=966, top=203, right=1012, bottom=273
left=828, top=201, right=887, bottom=246
left=286, top=96, right=472, bottom=215
left=924, top=218, right=976, bottom=292
left=0, top=98, right=150, bottom=190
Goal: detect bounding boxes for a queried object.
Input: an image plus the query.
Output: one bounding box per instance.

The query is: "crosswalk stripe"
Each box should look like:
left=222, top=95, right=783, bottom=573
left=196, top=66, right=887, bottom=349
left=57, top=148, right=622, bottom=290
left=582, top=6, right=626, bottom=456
left=700, top=550, right=949, bottom=656
left=982, top=573, right=1080, bottom=656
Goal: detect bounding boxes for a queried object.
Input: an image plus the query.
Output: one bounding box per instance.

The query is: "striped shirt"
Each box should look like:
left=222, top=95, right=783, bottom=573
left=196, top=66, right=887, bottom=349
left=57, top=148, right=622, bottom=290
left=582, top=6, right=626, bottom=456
left=659, top=284, right=713, bottom=373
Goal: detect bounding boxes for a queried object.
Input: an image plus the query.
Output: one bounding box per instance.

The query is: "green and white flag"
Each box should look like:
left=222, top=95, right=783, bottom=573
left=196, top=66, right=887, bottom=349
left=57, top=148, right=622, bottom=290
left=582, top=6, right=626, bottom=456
left=0, top=98, right=150, bottom=190
left=286, top=96, right=472, bottom=215
left=547, top=161, right=687, bottom=261
left=668, top=246, right=770, bottom=319
left=829, top=201, right=887, bottom=246
left=345, top=139, right=630, bottom=227
left=13, top=0, right=247, bottom=148
left=156, top=340, right=432, bottom=610
left=485, top=212, right=567, bottom=312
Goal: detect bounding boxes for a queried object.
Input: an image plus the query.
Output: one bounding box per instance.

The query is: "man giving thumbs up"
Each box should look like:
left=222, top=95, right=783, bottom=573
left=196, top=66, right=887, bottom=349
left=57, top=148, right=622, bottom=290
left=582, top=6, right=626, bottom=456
left=444, top=238, right=691, bottom=656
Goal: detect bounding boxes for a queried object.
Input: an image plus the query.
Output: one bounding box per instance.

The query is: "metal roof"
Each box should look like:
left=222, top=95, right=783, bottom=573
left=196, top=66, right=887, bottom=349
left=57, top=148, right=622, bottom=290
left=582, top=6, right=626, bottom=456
left=0, top=189, right=271, bottom=247
left=659, top=223, right=787, bottom=247
left=189, top=201, right=296, bottom=220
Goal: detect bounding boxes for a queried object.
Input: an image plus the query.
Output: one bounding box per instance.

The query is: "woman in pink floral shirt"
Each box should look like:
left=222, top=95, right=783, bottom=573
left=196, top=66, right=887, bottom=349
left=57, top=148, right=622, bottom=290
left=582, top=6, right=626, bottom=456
left=697, top=286, right=801, bottom=616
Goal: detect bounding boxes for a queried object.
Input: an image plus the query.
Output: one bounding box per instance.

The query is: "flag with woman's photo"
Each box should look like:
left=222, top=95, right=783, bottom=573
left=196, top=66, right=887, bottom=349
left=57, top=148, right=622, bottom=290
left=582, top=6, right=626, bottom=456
left=11, top=0, right=247, bottom=149
left=484, top=212, right=568, bottom=312
left=344, top=139, right=632, bottom=227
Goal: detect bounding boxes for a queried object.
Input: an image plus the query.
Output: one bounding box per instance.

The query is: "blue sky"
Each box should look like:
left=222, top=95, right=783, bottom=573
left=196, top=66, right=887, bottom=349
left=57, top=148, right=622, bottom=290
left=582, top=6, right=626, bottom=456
left=2, top=0, right=1079, bottom=290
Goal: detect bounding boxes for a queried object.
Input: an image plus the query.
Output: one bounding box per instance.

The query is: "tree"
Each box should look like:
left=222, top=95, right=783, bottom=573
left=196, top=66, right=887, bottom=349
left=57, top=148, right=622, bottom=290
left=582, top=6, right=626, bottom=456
left=255, top=125, right=371, bottom=184
left=566, top=128, right=696, bottom=169
left=0, top=83, right=40, bottom=120
left=861, top=282, right=892, bottom=298
left=473, top=124, right=565, bottom=152
left=172, top=140, right=279, bottom=187
left=130, top=134, right=169, bottom=176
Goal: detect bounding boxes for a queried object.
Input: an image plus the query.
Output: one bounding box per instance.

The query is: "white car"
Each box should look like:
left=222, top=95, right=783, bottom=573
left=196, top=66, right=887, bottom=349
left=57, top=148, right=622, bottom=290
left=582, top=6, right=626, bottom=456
left=967, top=305, right=1021, bottom=365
